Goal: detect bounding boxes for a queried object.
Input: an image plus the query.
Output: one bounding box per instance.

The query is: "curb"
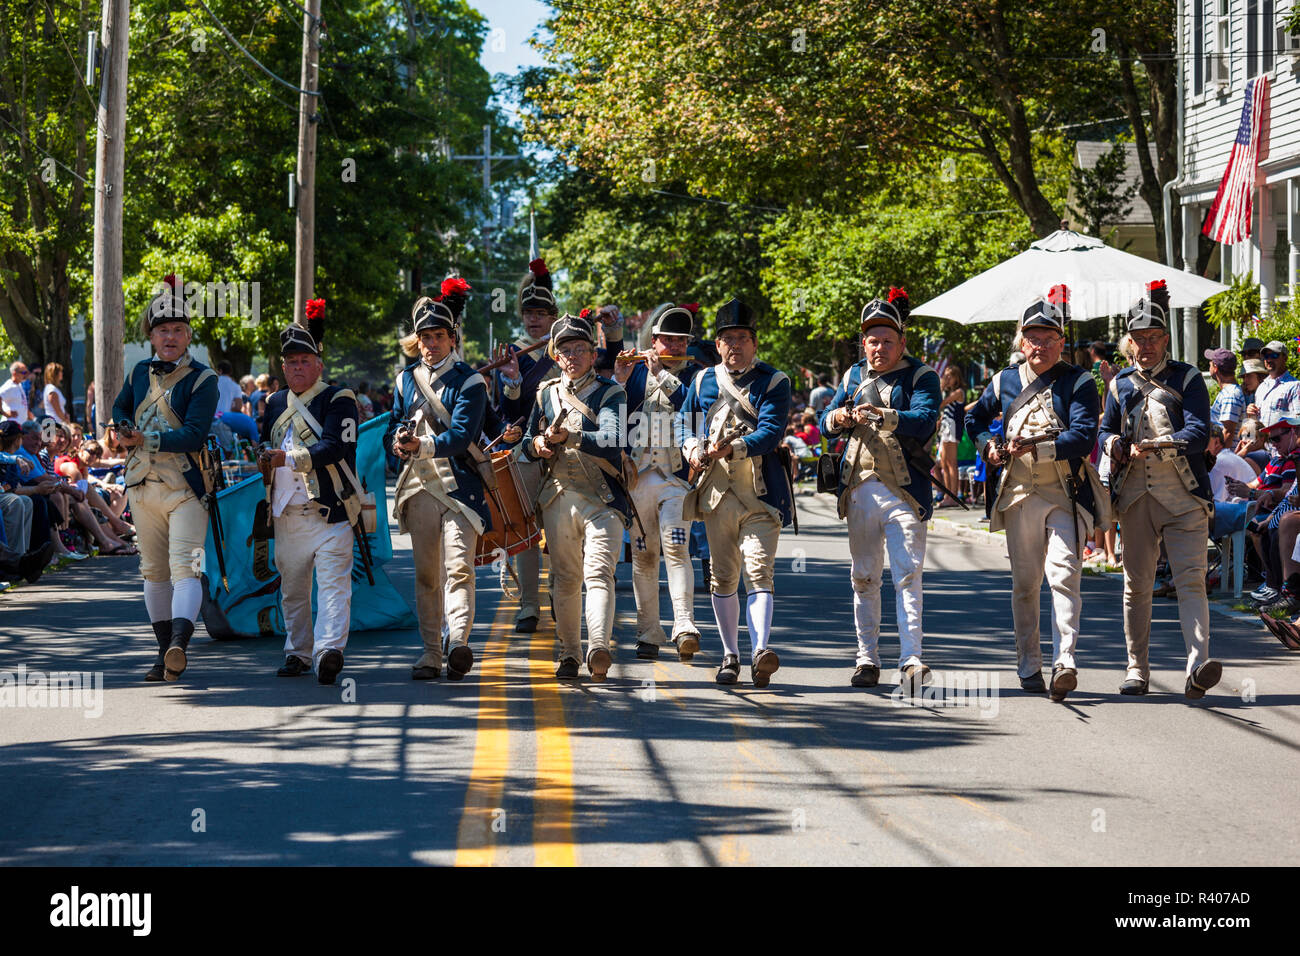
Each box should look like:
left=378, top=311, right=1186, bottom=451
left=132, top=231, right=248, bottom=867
left=929, top=515, right=1260, bottom=624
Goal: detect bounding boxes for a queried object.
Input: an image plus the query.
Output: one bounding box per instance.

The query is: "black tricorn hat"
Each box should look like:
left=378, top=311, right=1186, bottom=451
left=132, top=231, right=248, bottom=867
left=1126, top=280, right=1170, bottom=332
left=714, top=298, right=756, bottom=337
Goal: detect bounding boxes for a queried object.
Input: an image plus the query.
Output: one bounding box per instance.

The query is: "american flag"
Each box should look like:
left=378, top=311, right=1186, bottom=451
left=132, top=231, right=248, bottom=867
left=1203, top=76, right=1270, bottom=244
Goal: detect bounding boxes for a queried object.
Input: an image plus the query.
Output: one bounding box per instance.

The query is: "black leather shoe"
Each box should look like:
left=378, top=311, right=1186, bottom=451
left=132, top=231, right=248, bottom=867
left=1185, top=660, right=1222, bottom=700
left=277, top=655, right=311, bottom=677
left=145, top=620, right=171, bottom=682
left=675, top=630, right=701, bottom=661
left=751, top=649, right=780, bottom=688
left=1119, top=678, right=1149, bottom=695
left=515, top=615, right=539, bottom=633
left=635, top=641, right=659, bottom=660
left=164, top=618, right=195, bottom=682
left=317, top=649, right=344, bottom=685
left=851, top=664, right=880, bottom=688
left=411, top=665, right=441, bottom=680
left=447, top=645, right=474, bottom=681
left=1049, top=665, right=1077, bottom=702
left=20, top=542, right=54, bottom=584
left=1020, top=671, right=1047, bottom=694
left=587, top=647, right=612, bottom=682
left=716, top=654, right=741, bottom=685
left=555, top=657, right=580, bottom=680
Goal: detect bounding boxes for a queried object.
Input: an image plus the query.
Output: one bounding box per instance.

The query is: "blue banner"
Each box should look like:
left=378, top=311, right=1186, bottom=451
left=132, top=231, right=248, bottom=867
left=199, top=412, right=416, bottom=639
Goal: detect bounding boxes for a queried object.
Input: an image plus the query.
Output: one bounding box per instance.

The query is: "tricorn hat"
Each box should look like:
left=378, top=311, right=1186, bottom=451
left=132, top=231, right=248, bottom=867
left=1126, top=280, right=1170, bottom=332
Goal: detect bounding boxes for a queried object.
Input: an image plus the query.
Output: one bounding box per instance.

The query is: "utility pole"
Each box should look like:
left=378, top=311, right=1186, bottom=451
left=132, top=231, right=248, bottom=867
left=92, top=0, right=128, bottom=438
left=292, top=0, right=322, bottom=329
left=452, top=125, right=519, bottom=340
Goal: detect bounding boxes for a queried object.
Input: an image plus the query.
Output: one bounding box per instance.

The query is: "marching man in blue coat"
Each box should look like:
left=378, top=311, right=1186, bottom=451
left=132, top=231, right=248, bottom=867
left=110, top=280, right=219, bottom=682
left=682, top=298, right=793, bottom=687
left=1099, top=280, right=1221, bottom=700
left=388, top=279, right=495, bottom=682
left=613, top=305, right=705, bottom=662
left=819, top=288, right=941, bottom=693
left=966, top=284, right=1107, bottom=702
left=260, top=318, right=360, bottom=685
left=522, top=312, right=632, bottom=681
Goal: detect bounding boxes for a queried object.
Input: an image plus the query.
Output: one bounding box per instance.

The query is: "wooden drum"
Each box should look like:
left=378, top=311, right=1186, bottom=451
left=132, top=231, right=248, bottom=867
left=475, top=450, right=542, bottom=566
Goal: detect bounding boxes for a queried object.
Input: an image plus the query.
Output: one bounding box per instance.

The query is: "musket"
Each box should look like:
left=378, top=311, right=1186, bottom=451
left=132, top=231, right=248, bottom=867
left=201, top=435, right=230, bottom=593
left=855, top=408, right=971, bottom=510
left=476, top=336, right=550, bottom=374
left=614, top=350, right=693, bottom=366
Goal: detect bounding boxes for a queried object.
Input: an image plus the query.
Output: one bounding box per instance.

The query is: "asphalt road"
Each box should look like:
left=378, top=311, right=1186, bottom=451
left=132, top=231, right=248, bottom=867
left=1, top=489, right=1297, bottom=866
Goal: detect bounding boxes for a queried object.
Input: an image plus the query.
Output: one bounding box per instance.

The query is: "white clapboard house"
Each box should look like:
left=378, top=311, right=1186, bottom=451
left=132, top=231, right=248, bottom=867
left=1177, top=1, right=1300, bottom=353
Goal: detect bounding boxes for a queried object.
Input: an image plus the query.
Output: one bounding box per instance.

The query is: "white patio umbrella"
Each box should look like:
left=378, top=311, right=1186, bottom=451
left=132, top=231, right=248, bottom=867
left=911, top=228, right=1229, bottom=325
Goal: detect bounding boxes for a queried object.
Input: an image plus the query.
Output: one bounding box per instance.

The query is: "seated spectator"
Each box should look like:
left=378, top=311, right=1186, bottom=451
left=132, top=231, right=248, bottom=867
left=1206, top=347, right=1244, bottom=444
left=239, top=374, right=256, bottom=416
left=357, top=381, right=375, bottom=422
left=0, top=421, right=55, bottom=582
left=795, top=411, right=820, bottom=449
left=2, top=420, right=75, bottom=565
left=77, top=439, right=129, bottom=521
left=1209, top=422, right=1259, bottom=502
left=1236, top=417, right=1300, bottom=608
left=248, top=373, right=271, bottom=425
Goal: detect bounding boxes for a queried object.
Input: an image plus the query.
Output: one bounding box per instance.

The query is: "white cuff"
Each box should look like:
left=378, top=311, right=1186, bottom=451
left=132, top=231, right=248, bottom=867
left=729, top=438, right=748, bottom=460
left=415, top=434, right=438, bottom=460
left=287, top=447, right=313, bottom=473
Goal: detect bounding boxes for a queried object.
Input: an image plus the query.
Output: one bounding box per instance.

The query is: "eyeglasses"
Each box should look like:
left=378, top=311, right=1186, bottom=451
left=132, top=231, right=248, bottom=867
left=14, top=369, right=28, bottom=376
left=555, top=346, right=592, bottom=359
left=1261, top=350, right=1282, bottom=359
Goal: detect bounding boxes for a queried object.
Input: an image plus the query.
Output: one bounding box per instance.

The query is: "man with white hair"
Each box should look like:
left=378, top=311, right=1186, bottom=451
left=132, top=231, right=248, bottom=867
left=1, top=361, right=33, bottom=422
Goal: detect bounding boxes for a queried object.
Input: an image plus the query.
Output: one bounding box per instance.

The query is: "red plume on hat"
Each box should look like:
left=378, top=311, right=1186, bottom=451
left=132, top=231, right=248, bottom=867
left=162, top=274, right=178, bottom=290
left=1047, top=284, right=1069, bottom=305
left=886, top=286, right=910, bottom=323
left=439, top=275, right=472, bottom=321
left=1145, top=278, right=1170, bottom=317
left=678, top=302, right=699, bottom=313
left=578, top=307, right=592, bottom=320
left=305, top=298, right=326, bottom=348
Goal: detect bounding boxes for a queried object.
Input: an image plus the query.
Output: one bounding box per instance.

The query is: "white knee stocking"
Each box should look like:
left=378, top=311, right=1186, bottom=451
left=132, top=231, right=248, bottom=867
left=143, top=580, right=173, bottom=623
left=711, top=591, right=740, bottom=657
left=746, top=590, right=773, bottom=653
left=171, top=577, right=202, bottom=622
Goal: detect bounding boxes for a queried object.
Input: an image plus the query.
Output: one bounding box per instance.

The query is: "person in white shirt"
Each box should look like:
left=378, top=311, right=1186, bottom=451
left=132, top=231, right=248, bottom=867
left=215, top=361, right=244, bottom=414
left=42, top=362, right=70, bottom=424
left=1208, top=423, right=1258, bottom=502
left=1, top=362, right=32, bottom=421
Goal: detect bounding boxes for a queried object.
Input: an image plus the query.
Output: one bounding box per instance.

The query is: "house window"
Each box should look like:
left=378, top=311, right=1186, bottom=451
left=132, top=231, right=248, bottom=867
left=1213, top=0, right=1232, bottom=89
left=1280, top=0, right=1297, bottom=68
left=1196, top=0, right=1205, bottom=93
left=1249, top=0, right=1278, bottom=75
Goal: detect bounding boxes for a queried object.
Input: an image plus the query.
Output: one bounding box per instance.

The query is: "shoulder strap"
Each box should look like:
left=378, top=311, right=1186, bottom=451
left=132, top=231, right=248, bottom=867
left=1005, top=362, right=1065, bottom=425
left=286, top=388, right=367, bottom=501
left=713, top=365, right=761, bottom=430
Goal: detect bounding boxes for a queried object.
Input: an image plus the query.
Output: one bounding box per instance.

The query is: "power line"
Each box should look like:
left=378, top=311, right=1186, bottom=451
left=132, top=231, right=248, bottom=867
left=42, top=0, right=100, bottom=118
left=0, top=114, right=90, bottom=184
left=193, top=0, right=321, bottom=97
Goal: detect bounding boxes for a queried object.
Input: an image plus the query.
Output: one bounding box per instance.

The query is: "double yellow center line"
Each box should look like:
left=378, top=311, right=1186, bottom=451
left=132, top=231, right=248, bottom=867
left=455, top=569, right=576, bottom=866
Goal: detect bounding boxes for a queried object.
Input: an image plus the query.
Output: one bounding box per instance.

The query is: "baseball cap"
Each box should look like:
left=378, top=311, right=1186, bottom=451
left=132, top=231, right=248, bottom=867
left=1263, top=340, right=1288, bottom=355
left=1265, top=414, right=1300, bottom=435
left=1204, top=347, right=1236, bottom=371
left=0, top=420, right=21, bottom=439
left=1242, top=337, right=1265, bottom=352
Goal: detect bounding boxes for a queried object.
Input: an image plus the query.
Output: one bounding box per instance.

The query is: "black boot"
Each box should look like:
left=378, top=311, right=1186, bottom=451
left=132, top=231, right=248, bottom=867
left=145, top=621, right=171, bottom=682
left=164, top=618, right=195, bottom=682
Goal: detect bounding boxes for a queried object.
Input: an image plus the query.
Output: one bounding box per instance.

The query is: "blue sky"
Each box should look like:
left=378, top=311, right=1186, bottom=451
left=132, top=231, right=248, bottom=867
left=473, top=0, right=550, bottom=76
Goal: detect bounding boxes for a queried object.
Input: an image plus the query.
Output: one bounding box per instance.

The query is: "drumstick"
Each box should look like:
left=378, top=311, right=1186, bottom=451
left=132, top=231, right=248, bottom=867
left=482, top=417, right=525, bottom=454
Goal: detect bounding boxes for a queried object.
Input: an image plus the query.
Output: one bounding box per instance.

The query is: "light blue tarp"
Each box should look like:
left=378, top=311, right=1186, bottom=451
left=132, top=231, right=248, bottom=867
left=199, top=412, right=416, bottom=639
